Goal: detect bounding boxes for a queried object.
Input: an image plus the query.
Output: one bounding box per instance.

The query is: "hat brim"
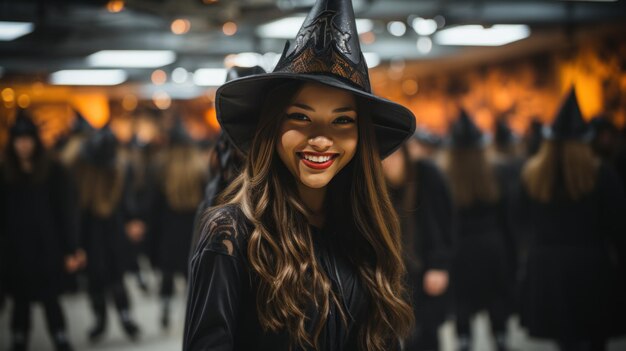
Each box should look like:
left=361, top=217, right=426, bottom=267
left=215, top=72, right=416, bottom=159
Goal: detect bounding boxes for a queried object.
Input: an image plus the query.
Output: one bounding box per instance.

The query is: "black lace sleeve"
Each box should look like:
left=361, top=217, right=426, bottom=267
left=183, top=204, right=250, bottom=351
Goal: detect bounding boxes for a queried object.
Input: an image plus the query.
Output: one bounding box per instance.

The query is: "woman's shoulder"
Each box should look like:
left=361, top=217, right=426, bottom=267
left=194, top=203, right=252, bottom=260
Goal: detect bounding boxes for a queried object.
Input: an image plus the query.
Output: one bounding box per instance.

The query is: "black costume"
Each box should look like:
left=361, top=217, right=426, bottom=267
left=388, top=156, right=453, bottom=351
left=77, top=126, right=140, bottom=342
left=516, top=90, right=626, bottom=350
left=0, top=113, right=76, bottom=351
left=184, top=205, right=368, bottom=350
left=447, top=111, right=514, bottom=351
left=184, top=0, right=416, bottom=348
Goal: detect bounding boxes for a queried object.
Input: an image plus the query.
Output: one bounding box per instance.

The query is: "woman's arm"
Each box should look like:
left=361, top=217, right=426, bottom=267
left=183, top=205, right=248, bottom=351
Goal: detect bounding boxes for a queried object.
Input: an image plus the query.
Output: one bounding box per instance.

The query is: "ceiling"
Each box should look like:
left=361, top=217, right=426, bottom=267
left=0, top=0, right=625, bottom=91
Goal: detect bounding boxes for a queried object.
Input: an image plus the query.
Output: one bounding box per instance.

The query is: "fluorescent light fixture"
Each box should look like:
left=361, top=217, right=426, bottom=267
left=0, top=21, right=34, bottom=41
left=257, top=16, right=373, bottom=39
left=363, top=52, right=380, bottom=68
left=412, top=17, right=437, bottom=36
left=434, top=25, right=530, bottom=46
left=87, top=50, right=176, bottom=68
left=193, top=68, right=228, bottom=86
left=50, top=70, right=128, bottom=86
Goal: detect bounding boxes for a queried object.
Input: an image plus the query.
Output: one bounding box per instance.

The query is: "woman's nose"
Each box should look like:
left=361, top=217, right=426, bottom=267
left=308, top=135, right=333, bottom=150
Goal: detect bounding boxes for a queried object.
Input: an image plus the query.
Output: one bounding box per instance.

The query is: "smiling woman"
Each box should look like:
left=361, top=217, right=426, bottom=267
left=183, top=0, right=416, bottom=350
left=277, top=83, right=358, bottom=191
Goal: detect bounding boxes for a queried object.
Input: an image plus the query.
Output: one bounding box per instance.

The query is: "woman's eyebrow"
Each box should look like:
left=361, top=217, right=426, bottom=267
left=291, top=103, right=314, bottom=111
left=290, top=103, right=355, bottom=113
left=333, top=106, right=356, bottom=113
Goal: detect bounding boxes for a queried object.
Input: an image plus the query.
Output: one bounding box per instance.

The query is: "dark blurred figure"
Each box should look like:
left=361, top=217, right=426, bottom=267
left=590, top=115, right=620, bottom=162
left=190, top=66, right=263, bottom=251
left=444, top=110, right=515, bottom=351
left=517, top=90, right=626, bottom=351
left=524, top=118, right=544, bottom=158
left=55, top=110, right=95, bottom=166
left=53, top=110, right=94, bottom=292
left=122, top=134, right=152, bottom=293
left=0, top=111, right=79, bottom=351
left=151, top=119, right=207, bottom=329
left=383, top=144, right=453, bottom=351
left=76, top=125, right=140, bottom=343
left=407, top=129, right=444, bottom=162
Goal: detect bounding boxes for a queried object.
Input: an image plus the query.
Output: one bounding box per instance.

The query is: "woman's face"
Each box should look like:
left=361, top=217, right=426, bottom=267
left=13, top=135, right=36, bottom=161
left=277, top=82, right=358, bottom=189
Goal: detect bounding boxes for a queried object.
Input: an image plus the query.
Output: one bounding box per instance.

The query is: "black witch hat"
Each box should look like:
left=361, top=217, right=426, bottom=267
left=544, top=88, right=593, bottom=141
left=215, top=0, right=415, bottom=158
left=70, top=110, right=95, bottom=135
left=10, top=109, right=39, bottom=137
left=81, top=123, right=118, bottom=167
left=449, top=109, right=485, bottom=148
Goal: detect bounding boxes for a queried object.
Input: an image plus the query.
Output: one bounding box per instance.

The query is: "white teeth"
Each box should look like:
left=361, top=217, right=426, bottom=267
left=302, top=154, right=332, bottom=163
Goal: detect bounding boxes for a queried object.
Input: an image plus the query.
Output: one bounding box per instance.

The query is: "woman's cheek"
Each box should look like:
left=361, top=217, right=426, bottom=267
left=278, top=128, right=305, bottom=172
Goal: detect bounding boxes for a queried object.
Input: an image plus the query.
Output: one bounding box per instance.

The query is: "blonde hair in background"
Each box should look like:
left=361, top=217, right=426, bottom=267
left=162, top=145, right=207, bottom=211
left=443, top=147, right=500, bottom=207
left=522, top=140, right=598, bottom=202
left=77, top=158, right=125, bottom=218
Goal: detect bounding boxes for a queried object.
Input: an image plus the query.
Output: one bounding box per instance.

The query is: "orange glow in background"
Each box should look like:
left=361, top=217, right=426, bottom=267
left=1, top=29, right=625, bottom=150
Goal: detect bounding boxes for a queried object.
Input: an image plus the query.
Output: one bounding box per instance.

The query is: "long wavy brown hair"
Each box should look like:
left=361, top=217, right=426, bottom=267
left=443, top=147, right=500, bottom=207
left=217, top=82, right=414, bottom=350
left=522, top=140, right=599, bottom=202
left=76, top=158, right=125, bottom=218
left=161, top=145, right=207, bottom=211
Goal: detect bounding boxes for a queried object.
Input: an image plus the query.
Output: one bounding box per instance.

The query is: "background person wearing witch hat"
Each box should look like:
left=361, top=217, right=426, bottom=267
left=515, top=88, right=626, bottom=351
left=443, top=109, right=515, bottom=351
left=0, top=110, right=80, bottom=351
left=149, top=117, right=207, bottom=329
left=382, top=138, right=454, bottom=351
left=75, top=124, right=141, bottom=343
left=189, top=65, right=265, bottom=253
left=183, top=0, right=416, bottom=349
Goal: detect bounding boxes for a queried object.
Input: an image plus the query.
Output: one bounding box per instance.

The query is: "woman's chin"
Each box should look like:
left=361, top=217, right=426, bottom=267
left=298, top=175, right=332, bottom=189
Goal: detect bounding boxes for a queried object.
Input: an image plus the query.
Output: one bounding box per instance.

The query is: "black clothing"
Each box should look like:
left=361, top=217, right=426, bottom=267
left=183, top=204, right=369, bottom=351
left=450, top=164, right=515, bottom=334
left=388, top=159, right=453, bottom=350
left=11, top=296, right=66, bottom=335
left=516, top=163, right=626, bottom=341
left=0, top=161, right=77, bottom=300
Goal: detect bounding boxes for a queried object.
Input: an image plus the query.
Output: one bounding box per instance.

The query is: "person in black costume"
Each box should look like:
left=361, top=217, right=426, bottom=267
left=443, top=110, right=514, bottom=351
left=516, top=89, right=626, bottom=351
left=122, top=134, right=153, bottom=293
left=382, top=144, right=453, bottom=351
left=75, top=125, right=141, bottom=342
left=0, top=111, right=79, bottom=351
left=151, top=119, right=207, bottom=328
left=53, top=109, right=94, bottom=292
left=190, top=66, right=264, bottom=252
left=183, top=0, right=417, bottom=349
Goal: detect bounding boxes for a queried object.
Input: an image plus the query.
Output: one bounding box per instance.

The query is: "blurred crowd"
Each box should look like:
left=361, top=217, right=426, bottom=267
left=1, top=86, right=625, bottom=351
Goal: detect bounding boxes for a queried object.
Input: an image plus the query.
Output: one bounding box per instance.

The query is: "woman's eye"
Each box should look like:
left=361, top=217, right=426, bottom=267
left=287, top=113, right=310, bottom=121
left=333, top=116, right=356, bottom=125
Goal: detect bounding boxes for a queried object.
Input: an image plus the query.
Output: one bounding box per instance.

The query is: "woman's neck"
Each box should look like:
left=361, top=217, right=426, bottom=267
left=296, top=182, right=326, bottom=228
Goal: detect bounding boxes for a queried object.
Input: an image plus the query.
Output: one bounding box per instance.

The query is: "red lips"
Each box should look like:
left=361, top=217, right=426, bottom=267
left=297, top=152, right=338, bottom=170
